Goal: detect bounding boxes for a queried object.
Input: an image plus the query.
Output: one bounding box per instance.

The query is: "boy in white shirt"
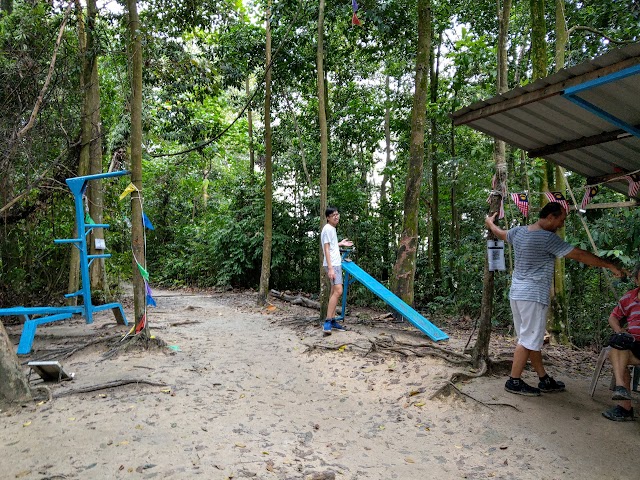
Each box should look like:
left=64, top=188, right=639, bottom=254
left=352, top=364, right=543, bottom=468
left=321, top=207, right=353, bottom=335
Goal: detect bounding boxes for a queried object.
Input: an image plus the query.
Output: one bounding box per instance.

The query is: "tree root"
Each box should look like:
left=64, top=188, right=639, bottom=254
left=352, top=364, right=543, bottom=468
left=23, top=333, right=124, bottom=364
left=302, top=342, right=370, bottom=353
left=437, top=381, right=494, bottom=409
left=429, top=359, right=488, bottom=400
left=101, top=334, right=167, bottom=361
left=53, top=379, right=167, bottom=398
left=368, top=337, right=474, bottom=365
left=30, top=384, right=52, bottom=403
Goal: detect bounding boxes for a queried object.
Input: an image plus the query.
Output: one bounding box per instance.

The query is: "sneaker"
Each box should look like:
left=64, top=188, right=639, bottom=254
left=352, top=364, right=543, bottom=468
left=602, top=405, right=634, bottom=422
left=538, top=375, right=566, bottom=393
left=322, top=320, right=332, bottom=336
left=331, top=320, right=347, bottom=331
left=505, top=378, right=541, bottom=396
left=612, top=385, right=632, bottom=401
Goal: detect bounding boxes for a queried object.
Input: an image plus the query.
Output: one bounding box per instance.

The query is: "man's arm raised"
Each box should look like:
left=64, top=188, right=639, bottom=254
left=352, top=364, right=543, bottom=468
left=484, top=212, right=508, bottom=241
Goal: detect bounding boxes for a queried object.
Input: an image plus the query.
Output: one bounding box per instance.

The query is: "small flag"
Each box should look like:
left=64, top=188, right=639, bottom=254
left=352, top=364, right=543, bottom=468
left=143, top=213, right=155, bottom=230
left=145, top=281, right=157, bottom=307
left=625, top=173, right=640, bottom=197
left=119, top=182, right=137, bottom=201
left=135, top=314, right=146, bottom=334
left=580, top=186, right=599, bottom=210
left=137, top=262, right=149, bottom=281
left=352, top=0, right=361, bottom=26
left=510, top=193, right=529, bottom=217
left=85, top=213, right=96, bottom=225
left=545, top=191, right=569, bottom=212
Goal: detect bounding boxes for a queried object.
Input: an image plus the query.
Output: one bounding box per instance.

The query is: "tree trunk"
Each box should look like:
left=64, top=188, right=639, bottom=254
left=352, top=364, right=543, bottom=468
left=548, top=0, right=569, bottom=343
left=127, top=0, right=146, bottom=330
left=473, top=0, right=511, bottom=367
left=317, top=0, right=329, bottom=321
left=390, top=0, right=431, bottom=306
left=429, top=33, right=442, bottom=289
left=0, top=322, right=32, bottom=407
left=449, top=97, right=460, bottom=291
left=246, top=77, right=255, bottom=173
left=257, top=0, right=273, bottom=306
left=81, top=0, right=108, bottom=298
left=380, top=73, right=392, bottom=281
left=530, top=0, right=547, bottom=80
left=68, top=0, right=91, bottom=307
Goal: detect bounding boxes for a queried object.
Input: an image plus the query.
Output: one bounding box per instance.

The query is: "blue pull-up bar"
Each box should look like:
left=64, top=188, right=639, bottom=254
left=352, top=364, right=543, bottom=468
left=0, top=170, right=130, bottom=354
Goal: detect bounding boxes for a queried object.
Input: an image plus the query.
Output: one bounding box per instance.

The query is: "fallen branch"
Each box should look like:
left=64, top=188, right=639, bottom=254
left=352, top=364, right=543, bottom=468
left=53, top=379, right=166, bottom=397
left=270, top=290, right=322, bottom=310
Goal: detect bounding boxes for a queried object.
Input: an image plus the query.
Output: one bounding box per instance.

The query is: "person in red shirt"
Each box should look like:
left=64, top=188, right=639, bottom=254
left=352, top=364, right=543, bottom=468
left=603, top=264, right=640, bottom=421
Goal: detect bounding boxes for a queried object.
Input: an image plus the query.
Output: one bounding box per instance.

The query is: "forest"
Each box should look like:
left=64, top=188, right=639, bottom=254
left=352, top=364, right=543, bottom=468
left=2, top=0, right=640, bottom=354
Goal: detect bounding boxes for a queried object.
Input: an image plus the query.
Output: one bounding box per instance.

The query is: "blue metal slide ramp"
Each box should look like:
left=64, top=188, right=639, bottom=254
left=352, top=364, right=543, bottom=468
left=341, top=260, right=448, bottom=342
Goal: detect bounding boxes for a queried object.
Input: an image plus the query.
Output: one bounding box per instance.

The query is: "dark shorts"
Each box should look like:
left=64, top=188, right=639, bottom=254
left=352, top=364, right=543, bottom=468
left=632, top=341, right=640, bottom=361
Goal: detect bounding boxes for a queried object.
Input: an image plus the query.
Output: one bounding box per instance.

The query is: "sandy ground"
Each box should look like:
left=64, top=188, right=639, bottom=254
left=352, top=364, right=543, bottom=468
left=1, top=289, right=639, bottom=480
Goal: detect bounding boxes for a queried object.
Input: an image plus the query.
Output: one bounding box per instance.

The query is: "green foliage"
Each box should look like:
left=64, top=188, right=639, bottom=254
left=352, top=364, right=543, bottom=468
left=1, top=0, right=639, bottom=356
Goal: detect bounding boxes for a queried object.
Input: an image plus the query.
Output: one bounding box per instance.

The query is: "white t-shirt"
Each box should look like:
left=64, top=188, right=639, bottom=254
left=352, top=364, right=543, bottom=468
left=321, top=223, right=341, bottom=267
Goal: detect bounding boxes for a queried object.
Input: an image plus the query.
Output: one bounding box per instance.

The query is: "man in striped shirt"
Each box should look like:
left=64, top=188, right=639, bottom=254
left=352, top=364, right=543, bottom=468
left=486, top=202, right=624, bottom=396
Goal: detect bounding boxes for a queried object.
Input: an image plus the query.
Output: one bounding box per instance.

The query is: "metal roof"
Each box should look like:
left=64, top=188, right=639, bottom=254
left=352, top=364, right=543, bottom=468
left=451, top=43, right=640, bottom=198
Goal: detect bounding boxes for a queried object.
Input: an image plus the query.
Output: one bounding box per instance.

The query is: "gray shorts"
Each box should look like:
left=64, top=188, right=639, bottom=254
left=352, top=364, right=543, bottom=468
left=324, top=266, right=343, bottom=285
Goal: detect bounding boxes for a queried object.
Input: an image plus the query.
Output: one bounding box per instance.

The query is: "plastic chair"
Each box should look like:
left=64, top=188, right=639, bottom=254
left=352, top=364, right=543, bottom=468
left=589, top=346, right=640, bottom=397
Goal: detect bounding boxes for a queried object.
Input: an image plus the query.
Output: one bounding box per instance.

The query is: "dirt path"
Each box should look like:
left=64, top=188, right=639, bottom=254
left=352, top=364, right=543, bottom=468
left=1, top=290, right=639, bottom=479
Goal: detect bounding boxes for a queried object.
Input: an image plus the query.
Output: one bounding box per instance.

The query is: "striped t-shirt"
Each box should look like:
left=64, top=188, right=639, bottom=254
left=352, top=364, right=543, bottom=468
left=506, top=226, right=574, bottom=306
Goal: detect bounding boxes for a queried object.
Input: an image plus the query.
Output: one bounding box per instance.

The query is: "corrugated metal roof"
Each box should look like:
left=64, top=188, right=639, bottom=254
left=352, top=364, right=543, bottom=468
left=452, top=43, right=640, bottom=198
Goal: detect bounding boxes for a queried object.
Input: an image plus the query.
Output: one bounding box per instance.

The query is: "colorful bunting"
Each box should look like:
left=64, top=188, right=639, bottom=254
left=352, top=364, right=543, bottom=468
left=580, top=186, right=599, bottom=210
left=351, top=0, right=361, bottom=26
left=510, top=193, right=529, bottom=217
left=135, top=314, right=147, bottom=334
left=145, top=281, right=157, bottom=307
left=137, top=262, right=149, bottom=281
left=143, top=212, right=155, bottom=230
left=545, top=191, right=569, bottom=212
left=119, top=182, right=137, bottom=201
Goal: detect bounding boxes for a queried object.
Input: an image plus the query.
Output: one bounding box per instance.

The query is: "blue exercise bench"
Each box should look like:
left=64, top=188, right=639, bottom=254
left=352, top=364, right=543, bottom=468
left=337, top=250, right=448, bottom=342
left=0, top=171, right=129, bottom=354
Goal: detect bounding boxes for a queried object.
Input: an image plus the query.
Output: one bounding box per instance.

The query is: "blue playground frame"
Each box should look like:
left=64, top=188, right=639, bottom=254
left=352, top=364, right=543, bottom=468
left=0, top=171, right=130, bottom=354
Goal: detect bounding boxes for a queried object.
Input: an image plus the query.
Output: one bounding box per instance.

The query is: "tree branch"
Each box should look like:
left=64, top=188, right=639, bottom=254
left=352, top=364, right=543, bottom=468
left=567, top=25, right=637, bottom=45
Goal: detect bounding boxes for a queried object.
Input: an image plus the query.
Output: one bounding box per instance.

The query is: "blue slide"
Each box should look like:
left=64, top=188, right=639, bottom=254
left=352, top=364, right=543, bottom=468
left=340, top=260, right=449, bottom=342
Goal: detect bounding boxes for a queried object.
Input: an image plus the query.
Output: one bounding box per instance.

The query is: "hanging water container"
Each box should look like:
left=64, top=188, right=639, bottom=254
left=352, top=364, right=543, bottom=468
left=487, top=240, right=505, bottom=271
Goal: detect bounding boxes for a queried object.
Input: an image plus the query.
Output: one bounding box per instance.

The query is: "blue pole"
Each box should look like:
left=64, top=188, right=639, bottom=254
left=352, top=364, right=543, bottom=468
left=340, top=269, right=350, bottom=321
